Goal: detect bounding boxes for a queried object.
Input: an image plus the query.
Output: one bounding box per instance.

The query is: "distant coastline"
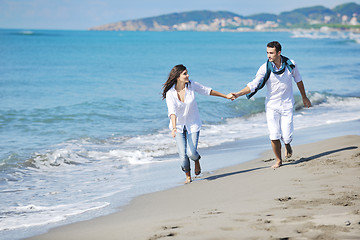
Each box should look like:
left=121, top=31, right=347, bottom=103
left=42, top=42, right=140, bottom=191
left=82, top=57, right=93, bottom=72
left=90, top=2, right=360, bottom=32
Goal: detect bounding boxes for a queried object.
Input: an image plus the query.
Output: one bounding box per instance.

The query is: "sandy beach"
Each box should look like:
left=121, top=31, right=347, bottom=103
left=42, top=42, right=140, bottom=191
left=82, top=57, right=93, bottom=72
left=27, top=135, right=360, bottom=240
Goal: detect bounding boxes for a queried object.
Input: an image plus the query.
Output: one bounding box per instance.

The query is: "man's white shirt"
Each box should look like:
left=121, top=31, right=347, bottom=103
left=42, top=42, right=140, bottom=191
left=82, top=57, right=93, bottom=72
left=247, top=59, right=302, bottom=110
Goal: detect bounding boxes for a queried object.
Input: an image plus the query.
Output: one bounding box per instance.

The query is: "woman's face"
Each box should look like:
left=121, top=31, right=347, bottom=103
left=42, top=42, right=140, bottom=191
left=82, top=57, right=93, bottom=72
left=177, top=70, right=189, bottom=84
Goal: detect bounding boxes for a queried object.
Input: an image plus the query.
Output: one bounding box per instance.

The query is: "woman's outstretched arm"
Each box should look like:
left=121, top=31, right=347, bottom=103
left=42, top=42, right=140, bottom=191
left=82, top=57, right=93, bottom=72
left=210, top=90, right=235, bottom=100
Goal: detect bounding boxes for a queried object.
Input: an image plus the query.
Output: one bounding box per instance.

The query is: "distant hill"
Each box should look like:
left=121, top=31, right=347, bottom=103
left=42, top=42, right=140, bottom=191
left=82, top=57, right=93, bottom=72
left=279, top=6, right=336, bottom=25
left=145, top=10, right=242, bottom=25
left=90, top=2, right=360, bottom=31
left=90, top=10, right=243, bottom=31
left=333, top=2, right=360, bottom=16
left=247, top=13, right=278, bottom=23
left=277, top=3, right=360, bottom=26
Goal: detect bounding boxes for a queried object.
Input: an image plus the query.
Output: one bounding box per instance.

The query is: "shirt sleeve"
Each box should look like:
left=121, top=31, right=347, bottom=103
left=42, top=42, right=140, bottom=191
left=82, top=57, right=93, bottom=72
left=247, top=63, right=267, bottom=93
left=290, top=60, right=302, bottom=83
left=165, top=91, right=176, bottom=118
left=191, top=81, right=212, bottom=95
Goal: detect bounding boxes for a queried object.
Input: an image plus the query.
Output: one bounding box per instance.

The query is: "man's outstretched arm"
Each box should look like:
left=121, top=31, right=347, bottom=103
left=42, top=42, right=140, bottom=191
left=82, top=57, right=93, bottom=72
left=232, top=86, right=251, bottom=99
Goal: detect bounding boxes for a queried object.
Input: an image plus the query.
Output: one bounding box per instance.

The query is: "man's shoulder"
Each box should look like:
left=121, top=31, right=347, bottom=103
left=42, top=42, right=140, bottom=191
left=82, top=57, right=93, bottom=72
left=283, top=55, right=296, bottom=66
left=260, top=61, right=267, bottom=67
left=257, top=62, right=268, bottom=72
left=289, top=59, right=296, bottom=65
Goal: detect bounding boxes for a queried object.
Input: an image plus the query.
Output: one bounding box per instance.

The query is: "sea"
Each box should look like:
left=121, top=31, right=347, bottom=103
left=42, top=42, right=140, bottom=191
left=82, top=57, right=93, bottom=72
left=1, top=29, right=360, bottom=239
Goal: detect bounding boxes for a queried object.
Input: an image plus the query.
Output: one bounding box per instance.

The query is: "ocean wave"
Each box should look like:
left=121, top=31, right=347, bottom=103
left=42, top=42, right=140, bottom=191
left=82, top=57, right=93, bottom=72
left=25, top=132, right=178, bottom=170
left=6, top=91, right=359, bottom=174
left=0, top=201, right=110, bottom=231
left=8, top=30, right=61, bottom=37
left=1, top=92, right=357, bottom=173
left=291, top=29, right=360, bottom=44
left=17, top=31, right=34, bottom=35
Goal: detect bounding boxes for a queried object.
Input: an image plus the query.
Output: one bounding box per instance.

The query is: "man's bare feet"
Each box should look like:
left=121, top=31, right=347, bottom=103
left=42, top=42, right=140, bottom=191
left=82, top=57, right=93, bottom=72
left=271, top=161, right=282, bottom=168
left=194, top=160, right=201, bottom=175
left=285, top=144, right=293, bottom=159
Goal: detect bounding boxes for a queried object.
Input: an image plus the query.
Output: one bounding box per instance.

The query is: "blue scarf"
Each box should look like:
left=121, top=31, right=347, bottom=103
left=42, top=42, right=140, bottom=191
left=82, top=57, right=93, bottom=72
left=246, top=55, right=295, bottom=99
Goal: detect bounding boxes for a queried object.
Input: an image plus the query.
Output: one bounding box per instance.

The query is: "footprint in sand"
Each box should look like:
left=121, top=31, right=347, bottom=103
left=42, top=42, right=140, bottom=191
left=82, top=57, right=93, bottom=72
left=149, top=226, right=181, bottom=240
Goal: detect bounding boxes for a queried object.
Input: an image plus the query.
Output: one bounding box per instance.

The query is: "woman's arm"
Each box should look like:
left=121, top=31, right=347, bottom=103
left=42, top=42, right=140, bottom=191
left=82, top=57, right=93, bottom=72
left=191, top=81, right=233, bottom=99
left=170, top=114, right=177, bottom=138
left=210, top=90, right=235, bottom=100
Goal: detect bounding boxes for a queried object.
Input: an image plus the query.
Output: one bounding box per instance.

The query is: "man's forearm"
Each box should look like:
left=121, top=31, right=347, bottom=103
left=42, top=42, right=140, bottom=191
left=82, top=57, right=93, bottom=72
left=234, top=86, right=251, bottom=98
left=296, top=81, right=307, bottom=98
left=297, top=81, right=312, bottom=108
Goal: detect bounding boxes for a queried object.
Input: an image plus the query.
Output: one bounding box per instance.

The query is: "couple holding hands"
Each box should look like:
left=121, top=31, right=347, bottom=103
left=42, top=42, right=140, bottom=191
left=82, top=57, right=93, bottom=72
left=162, top=41, right=311, bottom=183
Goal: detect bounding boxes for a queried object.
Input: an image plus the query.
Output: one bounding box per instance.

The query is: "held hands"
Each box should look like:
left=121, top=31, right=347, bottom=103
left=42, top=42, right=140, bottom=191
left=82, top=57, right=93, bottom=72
left=229, top=86, right=250, bottom=100
left=225, top=93, right=236, bottom=101
left=225, top=92, right=242, bottom=101
left=231, top=92, right=241, bottom=101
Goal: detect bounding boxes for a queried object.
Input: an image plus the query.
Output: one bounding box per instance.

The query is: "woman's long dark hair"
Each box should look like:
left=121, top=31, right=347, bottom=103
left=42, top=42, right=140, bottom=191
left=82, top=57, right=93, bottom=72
left=162, top=64, right=187, bottom=99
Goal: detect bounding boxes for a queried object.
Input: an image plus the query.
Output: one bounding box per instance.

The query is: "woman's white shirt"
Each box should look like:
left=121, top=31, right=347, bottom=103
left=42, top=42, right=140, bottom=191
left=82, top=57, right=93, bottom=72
left=166, top=81, right=212, bottom=133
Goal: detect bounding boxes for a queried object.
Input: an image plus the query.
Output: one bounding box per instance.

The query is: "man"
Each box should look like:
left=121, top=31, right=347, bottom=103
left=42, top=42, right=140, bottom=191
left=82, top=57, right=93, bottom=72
left=233, top=41, right=311, bottom=168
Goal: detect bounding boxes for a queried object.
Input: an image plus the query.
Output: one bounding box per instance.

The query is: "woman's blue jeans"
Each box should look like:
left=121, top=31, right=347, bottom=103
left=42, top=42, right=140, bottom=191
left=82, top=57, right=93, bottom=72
left=175, top=127, right=201, bottom=173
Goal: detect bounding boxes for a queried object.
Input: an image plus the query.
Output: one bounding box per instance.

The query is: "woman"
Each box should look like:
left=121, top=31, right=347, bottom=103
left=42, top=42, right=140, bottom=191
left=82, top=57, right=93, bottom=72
left=162, top=64, right=234, bottom=183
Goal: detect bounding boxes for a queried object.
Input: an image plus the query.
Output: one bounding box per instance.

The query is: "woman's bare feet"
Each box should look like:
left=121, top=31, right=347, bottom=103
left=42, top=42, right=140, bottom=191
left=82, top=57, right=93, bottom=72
left=185, top=172, right=192, bottom=184
left=194, top=160, right=201, bottom=175
left=285, top=144, right=293, bottom=159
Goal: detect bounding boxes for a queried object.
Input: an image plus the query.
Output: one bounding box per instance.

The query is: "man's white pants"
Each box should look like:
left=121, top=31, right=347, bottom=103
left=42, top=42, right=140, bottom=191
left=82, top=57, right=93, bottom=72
left=266, top=107, right=294, bottom=144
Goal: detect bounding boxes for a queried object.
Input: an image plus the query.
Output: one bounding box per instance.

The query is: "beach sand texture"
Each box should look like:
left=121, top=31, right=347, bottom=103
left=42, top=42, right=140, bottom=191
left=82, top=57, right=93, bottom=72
left=27, top=135, right=360, bottom=240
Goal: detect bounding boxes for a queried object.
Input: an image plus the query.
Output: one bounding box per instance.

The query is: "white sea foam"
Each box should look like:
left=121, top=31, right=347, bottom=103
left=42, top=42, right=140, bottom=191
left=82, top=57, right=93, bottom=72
left=200, top=94, right=360, bottom=150
left=27, top=93, right=360, bottom=170
left=294, top=94, right=360, bottom=129
left=19, top=31, right=34, bottom=35
left=0, top=202, right=110, bottom=231
left=349, top=32, right=360, bottom=44
left=291, top=29, right=360, bottom=44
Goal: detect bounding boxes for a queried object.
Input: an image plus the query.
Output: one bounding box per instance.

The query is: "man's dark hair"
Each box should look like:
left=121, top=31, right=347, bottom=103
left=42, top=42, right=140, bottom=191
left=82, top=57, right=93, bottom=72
left=267, top=41, right=282, bottom=53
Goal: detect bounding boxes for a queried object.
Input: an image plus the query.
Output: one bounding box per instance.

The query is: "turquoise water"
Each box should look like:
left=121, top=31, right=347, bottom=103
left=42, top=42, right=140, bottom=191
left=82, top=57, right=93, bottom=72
left=1, top=29, right=360, bottom=239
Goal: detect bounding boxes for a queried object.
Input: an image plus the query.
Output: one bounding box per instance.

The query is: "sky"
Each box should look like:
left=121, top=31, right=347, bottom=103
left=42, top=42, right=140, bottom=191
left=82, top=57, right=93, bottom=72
left=0, top=0, right=359, bottom=30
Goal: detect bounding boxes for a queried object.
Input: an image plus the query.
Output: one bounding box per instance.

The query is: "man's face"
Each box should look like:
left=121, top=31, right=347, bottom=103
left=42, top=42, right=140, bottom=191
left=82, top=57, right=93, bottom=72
left=267, top=47, right=281, bottom=62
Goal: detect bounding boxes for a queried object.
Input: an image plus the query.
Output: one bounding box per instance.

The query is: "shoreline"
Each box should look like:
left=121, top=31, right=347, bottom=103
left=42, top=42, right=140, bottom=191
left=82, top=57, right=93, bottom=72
left=26, top=131, right=360, bottom=239
left=88, top=27, right=360, bottom=33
